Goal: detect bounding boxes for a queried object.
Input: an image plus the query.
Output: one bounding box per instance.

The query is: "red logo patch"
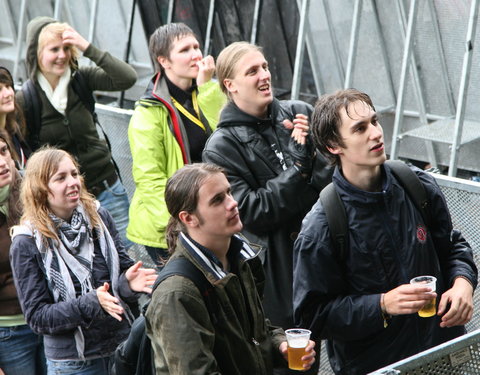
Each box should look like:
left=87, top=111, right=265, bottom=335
left=417, top=225, right=427, bottom=244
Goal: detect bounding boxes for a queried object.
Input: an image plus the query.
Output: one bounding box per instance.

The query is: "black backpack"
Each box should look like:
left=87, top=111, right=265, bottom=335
left=112, top=257, right=217, bottom=375
left=21, top=72, right=122, bottom=179
left=320, top=160, right=433, bottom=259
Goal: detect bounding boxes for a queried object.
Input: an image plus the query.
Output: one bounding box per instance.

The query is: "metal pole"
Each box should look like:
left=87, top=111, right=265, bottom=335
left=13, top=0, right=28, bottom=82
left=390, top=0, right=419, bottom=160
left=167, top=0, right=175, bottom=23
left=88, top=0, right=99, bottom=44
left=291, top=0, right=309, bottom=100
left=120, top=0, right=137, bottom=108
left=396, top=0, right=427, bottom=125
left=54, top=0, right=63, bottom=19
left=295, top=0, right=325, bottom=96
left=322, top=0, right=345, bottom=85
left=448, top=0, right=478, bottom=177
left=344, top=0, right=362, bottom=89
left=428, top=0, right=455, bottom=113
left=250, top=0, right=262, bottom=44
left=371, top=0, right=396, bottom=103
left=204, top=0, right=215, bottom=56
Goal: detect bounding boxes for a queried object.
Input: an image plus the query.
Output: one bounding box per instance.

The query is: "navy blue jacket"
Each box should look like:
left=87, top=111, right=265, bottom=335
left=293, top=164, right=477, bottom=375
left=10, top=207, right=138, bottom=361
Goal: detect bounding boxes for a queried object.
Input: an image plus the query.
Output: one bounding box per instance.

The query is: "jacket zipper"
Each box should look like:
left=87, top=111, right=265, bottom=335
left=63, top=116, right=80, bottom=157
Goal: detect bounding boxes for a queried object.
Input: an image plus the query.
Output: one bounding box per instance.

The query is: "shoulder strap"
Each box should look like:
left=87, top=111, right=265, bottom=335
left=71, top=71, right=123, bottom=181
left=321, top=161, right=432, bottom=262
left=149, top=257, right=217, bottom=321
left=71, top=71, right=96, bottom=118
left=320, top=182, right=348, bottom=261
left=386, top=160, right=432, bottom=228
left=22, top=79, right=43, bottom=151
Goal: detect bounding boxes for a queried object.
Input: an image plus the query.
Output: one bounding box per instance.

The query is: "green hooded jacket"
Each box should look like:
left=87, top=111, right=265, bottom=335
left=127, top=73, right=225, bottom=248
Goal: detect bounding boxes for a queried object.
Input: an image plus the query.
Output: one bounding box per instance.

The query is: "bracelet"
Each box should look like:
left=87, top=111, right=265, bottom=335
left=380, top=293, right=387, bottom=314
left=380, top=293, right=391, bottom=328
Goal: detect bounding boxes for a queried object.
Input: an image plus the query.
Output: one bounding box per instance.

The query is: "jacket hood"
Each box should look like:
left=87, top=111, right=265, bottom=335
left=217, top=101, right=276, bottom=129
left=25, top=16, right=57, bottom=79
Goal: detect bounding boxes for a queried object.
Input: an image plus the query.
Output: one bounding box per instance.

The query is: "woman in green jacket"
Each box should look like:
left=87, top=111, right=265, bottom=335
left=127, top=23, right=225, bottom=266
left=16, top=16, right=137, bottom=249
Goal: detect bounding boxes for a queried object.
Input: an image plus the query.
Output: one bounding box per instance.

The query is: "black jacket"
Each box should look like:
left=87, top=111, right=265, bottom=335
left=293, top=165, right=478, bottom=375
left=203, top=99, right=332, bottom=329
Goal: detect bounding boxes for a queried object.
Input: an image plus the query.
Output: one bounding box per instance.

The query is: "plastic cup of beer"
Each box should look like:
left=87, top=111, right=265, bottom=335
left=410, top=275, right=437, bottom=317
left=285, top=328, right=311, bottom=370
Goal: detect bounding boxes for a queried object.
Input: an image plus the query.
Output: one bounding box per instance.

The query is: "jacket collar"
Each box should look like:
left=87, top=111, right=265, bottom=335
left=217, top=100, right=279, bottom=128
left=333, top=164, right=396, bottom=205
left=179, top=232, right=258, bottom=281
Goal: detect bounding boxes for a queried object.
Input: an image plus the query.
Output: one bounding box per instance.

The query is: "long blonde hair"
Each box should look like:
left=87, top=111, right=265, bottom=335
left=37, top=22, right=79, bottom=72
left=215, top=41, right=263, bottom=98
left=20, top=147, right=100, bottom=241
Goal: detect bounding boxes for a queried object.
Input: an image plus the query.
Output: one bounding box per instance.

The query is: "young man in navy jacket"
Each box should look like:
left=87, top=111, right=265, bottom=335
left=293, top=89, right=477, bottom=375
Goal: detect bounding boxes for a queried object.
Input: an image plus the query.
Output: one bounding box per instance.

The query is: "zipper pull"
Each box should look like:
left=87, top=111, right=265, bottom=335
left=251, top=337, right=260, bottom=346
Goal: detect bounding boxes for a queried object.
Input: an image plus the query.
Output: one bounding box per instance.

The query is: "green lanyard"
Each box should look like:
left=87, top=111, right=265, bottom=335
left=171, top=90, right=206, bottom=132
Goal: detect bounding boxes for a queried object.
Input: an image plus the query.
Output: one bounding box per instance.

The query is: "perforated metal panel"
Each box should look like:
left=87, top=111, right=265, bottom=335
left=369, top=329, right=480, bottom=374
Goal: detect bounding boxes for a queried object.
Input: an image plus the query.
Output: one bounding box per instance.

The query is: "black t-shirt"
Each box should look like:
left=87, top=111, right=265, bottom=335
left=165, top=76, right=209, bottom=162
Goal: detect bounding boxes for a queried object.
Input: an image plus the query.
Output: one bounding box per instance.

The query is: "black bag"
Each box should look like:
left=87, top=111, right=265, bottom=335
left=320, top=160, right=432, bottom=259
left=112, top=257, right=216, bottom=375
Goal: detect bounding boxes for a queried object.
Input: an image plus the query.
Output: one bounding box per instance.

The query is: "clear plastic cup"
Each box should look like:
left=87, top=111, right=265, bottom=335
left=285, top=328, right=311, bottom=370
left=410, top=275, right=437, bottom=317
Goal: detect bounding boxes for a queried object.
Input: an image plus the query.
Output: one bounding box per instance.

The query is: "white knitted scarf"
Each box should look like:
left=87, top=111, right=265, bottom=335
left=37, top=66, right=71, bottom=115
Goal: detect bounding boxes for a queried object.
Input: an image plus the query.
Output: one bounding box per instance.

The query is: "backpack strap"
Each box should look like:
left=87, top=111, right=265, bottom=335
left=320, top=182, right=348, bottom=261
left=22, top=79, right=43, bottom=151
left=149, top=257, right=217, bottom=322
left=71, top=71, right=123, bottom=182
left=386, top=160, right=432, bottom=228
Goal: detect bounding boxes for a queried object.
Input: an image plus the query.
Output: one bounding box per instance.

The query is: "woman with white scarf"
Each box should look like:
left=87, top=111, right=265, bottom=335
left=9, top=147, right=157, bottom=375
left=16, top=16, right=137, bottom=250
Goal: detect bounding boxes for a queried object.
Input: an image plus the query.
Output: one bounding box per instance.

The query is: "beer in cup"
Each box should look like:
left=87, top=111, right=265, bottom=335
left=410, top=275, right=437, bottom=317
left=285, top=328, right=311, bottom=370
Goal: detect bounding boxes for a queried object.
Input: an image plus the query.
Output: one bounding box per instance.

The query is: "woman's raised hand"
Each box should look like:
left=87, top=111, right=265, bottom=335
left=196, top=55, right=216, bottom=86
left=62, top=27, right=90, bottom=52
left=125, top=261, right=158, bottom=294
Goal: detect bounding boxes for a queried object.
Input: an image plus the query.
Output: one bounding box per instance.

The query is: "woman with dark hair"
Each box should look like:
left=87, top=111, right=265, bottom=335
left=0, top=66, right=31, bottom=170
left=127, top=22, right=225, bottom=267
left=10, top=147, right=157, bottom=375
left=0, top=133, right=45, bottom=374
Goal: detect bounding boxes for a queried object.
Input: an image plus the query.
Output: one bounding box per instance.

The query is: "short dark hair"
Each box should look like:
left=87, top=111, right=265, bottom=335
left=311, top=88, right=376, bottom=166
left=148, top=22, right=196, bottom=73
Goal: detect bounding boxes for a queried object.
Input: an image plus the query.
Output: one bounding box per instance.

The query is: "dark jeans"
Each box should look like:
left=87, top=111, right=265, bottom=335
left=145, top=246, right=170, bottom=270
left=0, top=324, right=46, bottom=375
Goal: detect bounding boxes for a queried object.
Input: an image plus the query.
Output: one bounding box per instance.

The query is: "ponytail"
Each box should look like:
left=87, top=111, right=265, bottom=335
left=165, top=216, right=183, bottom=254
